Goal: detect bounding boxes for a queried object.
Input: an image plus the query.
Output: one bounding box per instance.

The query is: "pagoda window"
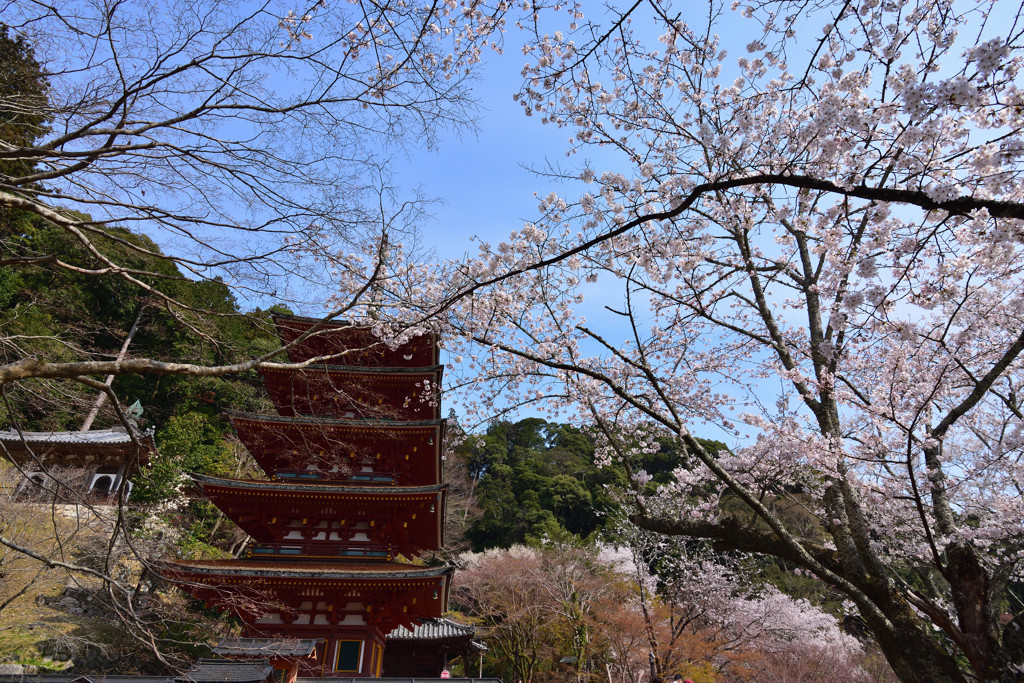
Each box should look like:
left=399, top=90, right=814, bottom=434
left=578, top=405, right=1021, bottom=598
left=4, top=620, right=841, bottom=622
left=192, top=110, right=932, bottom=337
left=334, top=640, right=362, bottom=672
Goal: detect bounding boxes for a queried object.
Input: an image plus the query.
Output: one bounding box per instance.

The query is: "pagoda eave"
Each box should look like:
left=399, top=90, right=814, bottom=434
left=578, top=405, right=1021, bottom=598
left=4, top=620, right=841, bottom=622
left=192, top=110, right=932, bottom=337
left=160, top=559, right=453, bottom=634
left=191, top=474, right=447, bottom=553
left=225, top=412, right=444, bottom=485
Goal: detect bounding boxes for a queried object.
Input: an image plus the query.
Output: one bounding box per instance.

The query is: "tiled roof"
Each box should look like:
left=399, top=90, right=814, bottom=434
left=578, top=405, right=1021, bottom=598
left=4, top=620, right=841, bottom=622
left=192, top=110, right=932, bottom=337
left=212, top=638, right=320, bottom=658
left=0, top=676, right=172, bottom=683
left=387, top=618, right=475, bottom=641
left=0, top=428, right=153, bottom=445
left=0, top=662, right=272, bottom=683
left=177, top=660, right=273, bottom=683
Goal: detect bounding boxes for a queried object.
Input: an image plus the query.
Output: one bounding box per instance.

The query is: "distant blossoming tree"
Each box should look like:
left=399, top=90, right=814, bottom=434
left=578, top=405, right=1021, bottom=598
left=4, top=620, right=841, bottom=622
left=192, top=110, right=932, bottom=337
left=458, top=543, right=878, bottom=682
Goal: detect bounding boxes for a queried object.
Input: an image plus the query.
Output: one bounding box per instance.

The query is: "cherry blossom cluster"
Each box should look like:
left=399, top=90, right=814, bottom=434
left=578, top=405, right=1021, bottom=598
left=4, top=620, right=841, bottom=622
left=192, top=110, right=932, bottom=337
left=325, top=0, right=1023, bottom=676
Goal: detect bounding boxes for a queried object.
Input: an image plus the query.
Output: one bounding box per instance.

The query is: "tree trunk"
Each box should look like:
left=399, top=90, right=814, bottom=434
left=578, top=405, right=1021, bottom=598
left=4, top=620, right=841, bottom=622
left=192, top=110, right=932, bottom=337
left=863, top=599, right=969, bottom=683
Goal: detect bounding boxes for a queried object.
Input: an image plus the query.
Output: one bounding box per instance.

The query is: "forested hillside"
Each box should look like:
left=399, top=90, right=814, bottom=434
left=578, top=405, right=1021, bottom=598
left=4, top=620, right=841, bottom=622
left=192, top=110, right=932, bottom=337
left=445, top=417, right=726, bottom=551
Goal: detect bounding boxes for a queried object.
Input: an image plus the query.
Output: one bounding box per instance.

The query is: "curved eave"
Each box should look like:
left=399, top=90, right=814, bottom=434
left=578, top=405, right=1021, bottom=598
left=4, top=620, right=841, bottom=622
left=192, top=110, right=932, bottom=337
left=159, top=558, right=454, bottom=582
left=260, top=363, right=443, bottom=376
left=161, top=559, right=454, bottom=629
left=190, top=473, right=446, bottom=496
left=258, top=365, right=443, bottom=420
left=0, top=430, right=153, bottom=468
left=225, top=412, right=444, bottom=485
left=192, top=474, right=447, bottom=550
left=225, top=410, right=446, bottom=430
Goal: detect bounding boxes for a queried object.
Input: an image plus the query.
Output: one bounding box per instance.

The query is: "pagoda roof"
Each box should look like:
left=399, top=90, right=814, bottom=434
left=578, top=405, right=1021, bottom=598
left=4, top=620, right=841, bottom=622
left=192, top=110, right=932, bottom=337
left=0, top=427, right=153, bottom=469
left=213, top=638, right=320, bottom=658
left=267, top=363, right=443, bottom=374
left=189, top=474, right=447, bottom=554
left=160, top=558, right=453, bottom=634
left=162, top=558, right=454, bottom=580
left=190, top=472, right=446, bottom=496
left=258, top=365, right=443, bottom=421
left=272, top=314, right=439, bottom=367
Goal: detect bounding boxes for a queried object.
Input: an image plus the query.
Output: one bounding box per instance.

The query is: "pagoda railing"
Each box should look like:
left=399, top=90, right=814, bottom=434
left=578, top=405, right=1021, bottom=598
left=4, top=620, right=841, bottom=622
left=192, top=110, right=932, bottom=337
left=274, top=471, right=397, bottom=485
left=244, top=542, right=394, bottom=561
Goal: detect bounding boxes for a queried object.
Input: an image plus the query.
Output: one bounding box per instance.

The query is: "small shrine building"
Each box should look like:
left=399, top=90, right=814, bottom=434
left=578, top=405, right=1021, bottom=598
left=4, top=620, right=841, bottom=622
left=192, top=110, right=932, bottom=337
left=0, top=426, right=152, bottom=500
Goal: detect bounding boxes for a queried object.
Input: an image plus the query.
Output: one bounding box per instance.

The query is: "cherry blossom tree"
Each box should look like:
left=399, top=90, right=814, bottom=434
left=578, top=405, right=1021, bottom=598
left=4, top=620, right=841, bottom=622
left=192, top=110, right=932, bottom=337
left=396, top=0, right=1024, bottom=680
left=598, top=535, right=886, bottom=682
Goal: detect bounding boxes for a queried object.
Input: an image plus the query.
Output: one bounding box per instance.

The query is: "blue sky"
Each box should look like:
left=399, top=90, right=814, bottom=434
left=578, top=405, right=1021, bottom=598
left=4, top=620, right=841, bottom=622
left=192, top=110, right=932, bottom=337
left=390, top=42, right=573, bottom=261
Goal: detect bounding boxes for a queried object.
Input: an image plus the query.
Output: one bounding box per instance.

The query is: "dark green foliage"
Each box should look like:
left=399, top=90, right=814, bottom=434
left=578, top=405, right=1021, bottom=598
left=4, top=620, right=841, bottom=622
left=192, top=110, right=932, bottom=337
left=0, top=25, right=49, bottom=182
left=457, top=418, right=622, bottom=549
left=0, top=210, right=279, bottom=431
left=455, top=418, right=730, bottom=551
left=132, top=411, right=234, bottom=504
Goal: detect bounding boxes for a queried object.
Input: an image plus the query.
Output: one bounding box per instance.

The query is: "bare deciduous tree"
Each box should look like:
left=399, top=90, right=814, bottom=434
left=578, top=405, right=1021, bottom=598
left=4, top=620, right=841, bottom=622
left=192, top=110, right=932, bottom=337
left=0, top=0, right=507, bottom=664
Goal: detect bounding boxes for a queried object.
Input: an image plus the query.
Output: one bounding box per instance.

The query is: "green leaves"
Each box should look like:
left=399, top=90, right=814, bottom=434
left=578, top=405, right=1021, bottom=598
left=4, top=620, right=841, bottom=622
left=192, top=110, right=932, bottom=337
left=131, top=411, right=234, bottom=505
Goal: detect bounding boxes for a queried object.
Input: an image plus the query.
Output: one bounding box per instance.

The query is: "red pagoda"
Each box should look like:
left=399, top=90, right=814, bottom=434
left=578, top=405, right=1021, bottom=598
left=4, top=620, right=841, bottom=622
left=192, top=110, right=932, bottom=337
left=163, top=315, right=453, bottom=679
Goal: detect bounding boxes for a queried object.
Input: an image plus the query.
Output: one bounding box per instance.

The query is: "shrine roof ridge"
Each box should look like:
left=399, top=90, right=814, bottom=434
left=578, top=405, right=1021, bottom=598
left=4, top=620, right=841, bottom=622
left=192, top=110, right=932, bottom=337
left=224, top=410, right=445, bottom=428
left=189, top=473, right=447, bottom=495
left=0, top=427, right=154, bottom=445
